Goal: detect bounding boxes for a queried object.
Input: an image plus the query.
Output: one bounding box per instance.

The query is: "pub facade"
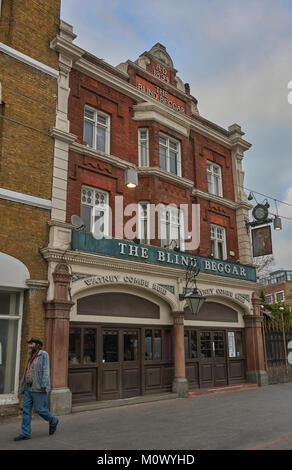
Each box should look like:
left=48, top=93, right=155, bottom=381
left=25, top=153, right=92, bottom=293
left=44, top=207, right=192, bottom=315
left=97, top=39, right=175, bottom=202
left=42, top=21, right=267, bottom=414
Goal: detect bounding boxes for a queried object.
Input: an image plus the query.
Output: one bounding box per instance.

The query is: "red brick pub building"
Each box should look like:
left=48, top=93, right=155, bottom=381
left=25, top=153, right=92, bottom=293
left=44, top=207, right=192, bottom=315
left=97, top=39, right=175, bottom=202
left=42, top=21, right=267, bottom=414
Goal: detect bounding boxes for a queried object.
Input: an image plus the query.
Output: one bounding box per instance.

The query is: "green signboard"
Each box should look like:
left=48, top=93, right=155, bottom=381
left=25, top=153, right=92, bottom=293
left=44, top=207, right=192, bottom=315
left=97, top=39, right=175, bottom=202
left=71, top=230, right=257, bottom=282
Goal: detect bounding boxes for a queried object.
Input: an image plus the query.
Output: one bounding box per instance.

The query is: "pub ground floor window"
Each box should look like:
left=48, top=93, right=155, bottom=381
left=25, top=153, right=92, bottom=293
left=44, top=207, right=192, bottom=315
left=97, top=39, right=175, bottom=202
left=68, top=323, right=246, bottom=403
left=0, top=291, right=22, bottom=395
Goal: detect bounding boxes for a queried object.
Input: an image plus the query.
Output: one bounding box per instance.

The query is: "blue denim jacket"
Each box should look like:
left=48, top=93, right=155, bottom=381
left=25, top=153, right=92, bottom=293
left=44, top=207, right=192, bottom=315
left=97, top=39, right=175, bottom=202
left=19, top=350, right=51, bottom=394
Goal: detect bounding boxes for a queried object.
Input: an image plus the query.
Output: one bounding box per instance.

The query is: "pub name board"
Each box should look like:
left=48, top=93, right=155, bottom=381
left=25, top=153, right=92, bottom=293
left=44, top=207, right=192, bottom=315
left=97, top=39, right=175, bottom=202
left=72, top=231, right=257, bottom=282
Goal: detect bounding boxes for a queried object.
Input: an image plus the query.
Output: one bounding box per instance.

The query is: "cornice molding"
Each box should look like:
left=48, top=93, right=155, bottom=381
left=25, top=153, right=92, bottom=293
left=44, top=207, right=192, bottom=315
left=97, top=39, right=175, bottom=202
left=41, top=247, right=258, bottom=291
left=50, top=127, right=77, bottom=144
left=70, top=142, right=136, bottom=170
left=192, top=188, right=252, bottom=211
left=0, top=42, right=59, bottom=78
left=138, top=167, right=194, bottom=189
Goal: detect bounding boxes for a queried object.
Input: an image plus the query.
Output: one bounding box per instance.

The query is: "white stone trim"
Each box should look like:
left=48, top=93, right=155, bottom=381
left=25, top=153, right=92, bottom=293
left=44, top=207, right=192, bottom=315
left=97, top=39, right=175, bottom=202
left=0, top=395, right=19, bottom=406
left=70, top=141, right=137, bottom=170
left=138, top=167, right=194, bottom=189
left=0, top=42, right=59, bottom=78
left=0, top=188, right=51, bottom=210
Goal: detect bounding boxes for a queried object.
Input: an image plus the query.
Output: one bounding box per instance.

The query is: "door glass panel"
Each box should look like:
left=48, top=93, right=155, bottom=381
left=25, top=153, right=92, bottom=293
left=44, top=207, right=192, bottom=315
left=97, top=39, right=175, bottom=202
left=103, top=330, right=118, bottom=362
left=154, top=330, right=162, bottom=360
left=69, top=327, right=81, bottom=365
left=145, top=330, right=152, bottom=360
left=124, top=330, right=138, bottom=361
left=191, top=331, right=197, bottom=359
left=83, top=328, right=96, bottom=363
left=200, top=332, right=212, bottom=358
left=184, top=333, right=189, bottom=360
left=164, top=330, right=172, bottom=360
left=214, top=332, right=225, bottom=358
left=235, top=332, right=243, bottom=357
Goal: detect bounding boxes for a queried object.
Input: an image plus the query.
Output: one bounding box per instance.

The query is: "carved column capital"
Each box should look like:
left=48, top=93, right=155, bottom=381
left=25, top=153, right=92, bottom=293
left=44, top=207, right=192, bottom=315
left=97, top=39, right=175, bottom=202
left=172, top=311, right=185, bottom=325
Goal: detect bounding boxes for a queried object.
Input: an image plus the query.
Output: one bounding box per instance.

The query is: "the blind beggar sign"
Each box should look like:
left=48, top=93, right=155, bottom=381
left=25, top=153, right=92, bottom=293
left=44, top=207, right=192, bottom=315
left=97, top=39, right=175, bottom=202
left=72, top=232, right=257, bottom=283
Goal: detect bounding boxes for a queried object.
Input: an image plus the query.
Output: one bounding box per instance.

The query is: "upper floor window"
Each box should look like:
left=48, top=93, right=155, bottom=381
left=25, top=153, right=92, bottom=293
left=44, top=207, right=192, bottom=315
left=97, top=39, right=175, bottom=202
left=275, top=291, right=285, bottom=303
left=265, top=294, right=274, bottom=304
left=83, top=106, right=110, bottom=154
left=210, top=224, right=226, bottom=260
left=207, top=162, right=222, bottom=197
left=138, top=202, right=150, bottom=244
left=81, top=186, right=109, bottom=238
left=159, top=133, right=181, bottom=176
left=138, top=128, right=149, bottom=167
left=160, top=204, right=184, bottom=251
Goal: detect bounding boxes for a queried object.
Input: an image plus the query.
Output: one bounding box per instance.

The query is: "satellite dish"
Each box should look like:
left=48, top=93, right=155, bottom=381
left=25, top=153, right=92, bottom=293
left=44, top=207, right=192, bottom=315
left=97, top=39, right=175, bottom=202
left=71, top=215, right=85, bottom=230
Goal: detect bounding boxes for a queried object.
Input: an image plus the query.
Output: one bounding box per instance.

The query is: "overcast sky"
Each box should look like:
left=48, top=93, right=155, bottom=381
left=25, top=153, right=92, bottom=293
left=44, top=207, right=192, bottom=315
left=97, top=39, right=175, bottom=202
left=61, top=0, right=292, bottom=271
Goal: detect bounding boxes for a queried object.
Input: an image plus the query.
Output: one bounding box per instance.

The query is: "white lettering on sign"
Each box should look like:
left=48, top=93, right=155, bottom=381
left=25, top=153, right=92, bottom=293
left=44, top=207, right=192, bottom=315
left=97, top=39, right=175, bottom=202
left=153, top=64, right=170, bottom=83
left=83, top=275, right=168, bottom=296
left=136, top=83, right=185, bottom=113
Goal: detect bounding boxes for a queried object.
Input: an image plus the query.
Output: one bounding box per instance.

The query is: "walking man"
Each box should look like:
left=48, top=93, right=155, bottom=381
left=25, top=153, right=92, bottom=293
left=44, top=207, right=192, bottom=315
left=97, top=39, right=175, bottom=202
left=14, top=337, right=59, bottom=441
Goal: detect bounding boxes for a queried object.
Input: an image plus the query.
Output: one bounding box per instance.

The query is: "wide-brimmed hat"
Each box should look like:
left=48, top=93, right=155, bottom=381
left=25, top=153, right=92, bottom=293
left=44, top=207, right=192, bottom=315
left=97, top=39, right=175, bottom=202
left=27, top=337, right=43, bottom=347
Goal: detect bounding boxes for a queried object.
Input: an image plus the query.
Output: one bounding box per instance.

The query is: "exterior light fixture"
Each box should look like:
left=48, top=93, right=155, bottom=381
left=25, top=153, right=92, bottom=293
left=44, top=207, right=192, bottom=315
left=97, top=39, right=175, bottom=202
left=248, top=192, right=254, bottom=201
left=273, top=215, right=282, bottom=230
left=125, top=168, right=138, bottom=188
left=179, top=259, right=206, bottom=315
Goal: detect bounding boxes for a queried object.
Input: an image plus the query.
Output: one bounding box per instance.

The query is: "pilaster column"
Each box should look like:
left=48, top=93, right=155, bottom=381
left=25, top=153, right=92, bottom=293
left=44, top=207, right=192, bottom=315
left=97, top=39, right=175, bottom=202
left=45, top=263, right=74, bottom=415
left=243, top=293, right=268, bottom=386
left=172, top=311, right=188, bottom=398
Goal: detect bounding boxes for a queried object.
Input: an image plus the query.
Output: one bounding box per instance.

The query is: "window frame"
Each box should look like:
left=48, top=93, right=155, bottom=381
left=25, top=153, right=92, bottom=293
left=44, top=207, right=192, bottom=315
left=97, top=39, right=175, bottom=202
left=207, top=161, right=223, bottom=197
left=83, top=105, right=110, bottom=154
left=138, top=128, right=149, bottom=167
left=210, top=224, right=227, bottom=260
left=275, top=291, right=285, bottom=303
left=81, top=185, right=110, bottom=238
left=160, top=204, right=185, bottom=250
left=0, top=289, right=24, bottom=398
left=138, top=201, right=150, bottom=244
left=159, top=132, right=181, bottom=176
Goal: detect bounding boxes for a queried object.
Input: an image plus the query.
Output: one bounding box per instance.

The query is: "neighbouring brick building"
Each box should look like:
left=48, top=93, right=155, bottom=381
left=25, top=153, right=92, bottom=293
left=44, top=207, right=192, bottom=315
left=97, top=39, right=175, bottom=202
left=260, top=270, right=292, bottom=309
left=40, top=21, right=268, bottom=415
left=0, top=0, right=60, bottom=416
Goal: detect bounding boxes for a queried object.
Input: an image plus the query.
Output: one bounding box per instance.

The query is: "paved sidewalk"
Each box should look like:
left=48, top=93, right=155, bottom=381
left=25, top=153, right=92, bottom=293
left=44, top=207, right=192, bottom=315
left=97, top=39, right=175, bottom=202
left=1, top=382, right=292, bottom=450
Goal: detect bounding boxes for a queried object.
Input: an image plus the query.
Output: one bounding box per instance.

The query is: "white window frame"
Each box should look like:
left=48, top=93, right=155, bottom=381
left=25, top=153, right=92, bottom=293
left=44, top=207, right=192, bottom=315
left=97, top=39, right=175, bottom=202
left=210, top=224, right=227, bottom=260
left=265, top=294, right=274, bottom=304
left=207, top=161, right=223, bottom=197
left=83, top=106, right=110, bottom=154
left=81, top=185, right=110, bottom=238
left=138, top=128, right=149, bottom=167
left=0, top=289, right=23, bottom=402
left=138, top=202, right=150, bottom=244
left=159, top=133, right=181, bottom=176
left=160, top=204, right=185, bottom=250
left=275, top=291, right=285, bottom=303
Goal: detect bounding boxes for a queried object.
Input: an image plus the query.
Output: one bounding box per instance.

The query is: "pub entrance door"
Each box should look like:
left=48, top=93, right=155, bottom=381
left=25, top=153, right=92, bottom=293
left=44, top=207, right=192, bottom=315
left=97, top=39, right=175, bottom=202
left=199, top=330, right=228, bottom=388
left=101, top=328, right=141, bottom=400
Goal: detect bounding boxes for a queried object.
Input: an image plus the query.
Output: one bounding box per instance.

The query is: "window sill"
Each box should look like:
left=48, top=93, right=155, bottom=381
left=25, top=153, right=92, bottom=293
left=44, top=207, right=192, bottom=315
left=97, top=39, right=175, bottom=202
left=137, top=167, right=194, bottom=189
left=70, top=141, right=136, bottom=170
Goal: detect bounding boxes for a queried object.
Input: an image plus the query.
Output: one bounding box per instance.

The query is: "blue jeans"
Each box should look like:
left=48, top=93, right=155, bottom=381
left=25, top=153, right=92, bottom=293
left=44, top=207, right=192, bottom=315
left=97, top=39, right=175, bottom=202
left=21, top=385, right=58, bottom=437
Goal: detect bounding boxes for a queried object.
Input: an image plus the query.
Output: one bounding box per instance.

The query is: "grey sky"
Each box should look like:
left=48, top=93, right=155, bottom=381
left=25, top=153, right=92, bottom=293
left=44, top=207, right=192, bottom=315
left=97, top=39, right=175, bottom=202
left=61, top=0, right=292, bottom=270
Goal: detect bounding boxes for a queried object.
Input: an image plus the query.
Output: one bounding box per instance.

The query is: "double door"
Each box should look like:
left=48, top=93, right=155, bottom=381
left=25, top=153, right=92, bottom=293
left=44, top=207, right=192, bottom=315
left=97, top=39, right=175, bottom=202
left=199, top=330, right=228, bottom=388
left=102, top=328, right=140, bottom=400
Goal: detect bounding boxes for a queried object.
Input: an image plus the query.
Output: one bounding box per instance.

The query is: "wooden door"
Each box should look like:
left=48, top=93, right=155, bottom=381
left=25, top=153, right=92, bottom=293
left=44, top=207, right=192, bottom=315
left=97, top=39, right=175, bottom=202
left=101, top=328, right=120, bottom=400
left=199, top=330, right=228, bottom=388
left=121, top=329, right=141, bottom=398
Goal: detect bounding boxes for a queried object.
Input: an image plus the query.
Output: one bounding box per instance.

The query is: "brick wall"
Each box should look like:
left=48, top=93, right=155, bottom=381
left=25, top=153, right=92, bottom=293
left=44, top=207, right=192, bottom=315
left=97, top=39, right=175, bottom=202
left=67, top=66, right=239, bottom=260
left=0, top=0, right=60, bottom=416
left=0, top=0, right=60, bottom=69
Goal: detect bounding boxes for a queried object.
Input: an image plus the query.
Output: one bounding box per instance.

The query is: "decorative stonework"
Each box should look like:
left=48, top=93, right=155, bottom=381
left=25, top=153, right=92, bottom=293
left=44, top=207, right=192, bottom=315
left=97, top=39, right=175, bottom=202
left=172, top=311, right=185, bottom=325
